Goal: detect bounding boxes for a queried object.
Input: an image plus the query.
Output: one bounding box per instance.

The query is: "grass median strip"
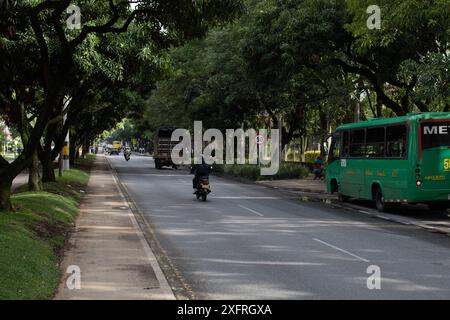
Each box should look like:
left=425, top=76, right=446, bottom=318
left=0, top=161, right=92, bottom=299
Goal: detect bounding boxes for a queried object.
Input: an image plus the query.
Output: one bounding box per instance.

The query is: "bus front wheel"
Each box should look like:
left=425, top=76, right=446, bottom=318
left=374, top=188, right=388, bottom=212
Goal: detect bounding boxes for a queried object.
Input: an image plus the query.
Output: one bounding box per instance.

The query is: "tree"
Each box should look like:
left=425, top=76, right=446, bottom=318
left=341, top=0, right=449, bottom=115
left=0, top=0, right=244, bottom=211
left=241, top=0, right=450, bottom=117
left=142, top=0, right=355, bottom=152
left=141, top=0, right=450, bottom=160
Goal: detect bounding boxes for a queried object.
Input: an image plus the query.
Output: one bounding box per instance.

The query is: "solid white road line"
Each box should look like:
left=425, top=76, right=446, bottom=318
left=313, top=238, right=370, bottom=263
left=238, top=204, right=265, bottom=217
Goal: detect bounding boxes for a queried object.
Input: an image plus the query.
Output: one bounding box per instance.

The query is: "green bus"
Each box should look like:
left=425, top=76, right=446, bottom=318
left=327, top=112, right=450, bottom=212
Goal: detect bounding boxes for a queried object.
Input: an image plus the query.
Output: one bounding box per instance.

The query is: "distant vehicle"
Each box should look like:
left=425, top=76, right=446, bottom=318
left=327, top=112, right=450, bottom=212
left=154, top=128, right=178, bottom=169
left=110, top=141, right=121, bottom=155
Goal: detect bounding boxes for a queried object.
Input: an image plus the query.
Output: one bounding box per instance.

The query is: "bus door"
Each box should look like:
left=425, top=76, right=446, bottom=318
left=383, top=125, right=409, bottom=200
left=420, top=119, right=450, bottom=191
left=340, top=129, right=366, bottom=197
left=364, top=126, right=386, bottom=199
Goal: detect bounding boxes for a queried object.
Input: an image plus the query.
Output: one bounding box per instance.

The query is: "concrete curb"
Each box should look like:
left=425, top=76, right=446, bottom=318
left=257, top=183, right=328, bottom=195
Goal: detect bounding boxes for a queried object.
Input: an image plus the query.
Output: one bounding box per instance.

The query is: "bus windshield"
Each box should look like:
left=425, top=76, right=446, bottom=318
left=421, top=121, right=450, bottom=149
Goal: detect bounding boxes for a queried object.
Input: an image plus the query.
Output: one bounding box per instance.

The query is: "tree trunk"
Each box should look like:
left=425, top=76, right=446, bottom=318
left=81, top=141, right=89, bottom=159
left=41, top=151, right=56, bottom=183
left=354, top=99, right=360, bottom=123
left=376, top=98, right=383, bottom=118
left=28, top=150, right=43, bottom=192
left=300, top=136, right=307, bottom=162
left=69, top=136, right=77, bottom=165
left=0, top=178, right=13, bottom=211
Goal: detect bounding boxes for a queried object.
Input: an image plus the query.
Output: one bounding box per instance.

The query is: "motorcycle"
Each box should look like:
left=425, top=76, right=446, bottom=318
left=194, top=176, right=211, bottom=202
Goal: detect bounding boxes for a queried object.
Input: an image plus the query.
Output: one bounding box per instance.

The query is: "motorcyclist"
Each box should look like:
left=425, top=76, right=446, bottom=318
left=124, top=147, right=131, bottom=161
left=190, top=157, right=211, bottom=191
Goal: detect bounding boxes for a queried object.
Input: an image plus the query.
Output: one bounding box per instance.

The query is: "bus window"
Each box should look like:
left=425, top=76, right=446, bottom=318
left=366, top=127, right=385, bottom=158
left=386, top=125, right=407, bottom=158
left=349, top=129, right=365, bottom=157
left=342, top=131, right=350, bottom=158
left=328, top=133, right=341, bottom=163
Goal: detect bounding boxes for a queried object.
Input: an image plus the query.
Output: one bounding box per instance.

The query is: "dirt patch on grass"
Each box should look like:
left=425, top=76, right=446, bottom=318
left=32, top=217, right=73, bottom=261
left=44, top=182, right=85, bottom=201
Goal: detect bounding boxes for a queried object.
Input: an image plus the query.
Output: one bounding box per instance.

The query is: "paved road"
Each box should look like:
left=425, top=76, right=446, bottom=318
left=107, top=155, right=450, bottom=299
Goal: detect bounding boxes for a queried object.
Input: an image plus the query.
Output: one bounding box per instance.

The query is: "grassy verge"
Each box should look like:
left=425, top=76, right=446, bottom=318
left=214, top=163, right=309, bottom=181
left=0, top=155, right=94, bottom=299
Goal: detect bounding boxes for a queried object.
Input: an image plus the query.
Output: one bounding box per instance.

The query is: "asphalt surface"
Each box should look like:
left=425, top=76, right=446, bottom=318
left=107, top=154, right=450, bottom=299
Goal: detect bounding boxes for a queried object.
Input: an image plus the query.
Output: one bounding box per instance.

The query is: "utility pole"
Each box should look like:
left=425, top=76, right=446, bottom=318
left=59, top=96, right=72, bottom=176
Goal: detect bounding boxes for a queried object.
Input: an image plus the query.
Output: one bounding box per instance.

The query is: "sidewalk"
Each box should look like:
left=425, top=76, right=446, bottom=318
left=55, top=155, right=174, bottom=300
left=256, top=176, right=327, bottom=194
left=12, top=172, right=28, bottom=191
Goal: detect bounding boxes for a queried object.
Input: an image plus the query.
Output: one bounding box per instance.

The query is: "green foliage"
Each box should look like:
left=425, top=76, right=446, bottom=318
left=141, top=0, right=354, bottom=148
left=105, top=118, right=139, bottom=143
left=274, top=163, right=310, bottom=180
left=304, top=151, right=321, bottom=164
left=141, top=0, right=450, bottom=148
left=344, top=0, right=450, bottom=114
left=0, top=0, right=244, bottom=197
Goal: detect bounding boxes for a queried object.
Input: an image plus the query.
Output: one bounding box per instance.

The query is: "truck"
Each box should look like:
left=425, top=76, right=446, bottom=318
left=109, top=141, right=121, bottom=155
left=153, top=128, right=178, bottom=169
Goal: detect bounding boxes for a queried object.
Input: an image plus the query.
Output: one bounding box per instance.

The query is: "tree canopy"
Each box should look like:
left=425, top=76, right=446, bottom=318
left=0, top=0, right=244, bottom=210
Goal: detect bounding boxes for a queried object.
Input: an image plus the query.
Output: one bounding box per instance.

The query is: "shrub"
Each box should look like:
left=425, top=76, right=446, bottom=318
left=215, top=163, right=309, bottom=181
left=305, top=151, right=321, bottom=163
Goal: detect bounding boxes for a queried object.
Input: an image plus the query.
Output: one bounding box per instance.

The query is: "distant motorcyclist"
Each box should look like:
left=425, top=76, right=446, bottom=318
left=190, top=157, right=211, bottom=191
left=124, top=147, right=131, bottom=161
